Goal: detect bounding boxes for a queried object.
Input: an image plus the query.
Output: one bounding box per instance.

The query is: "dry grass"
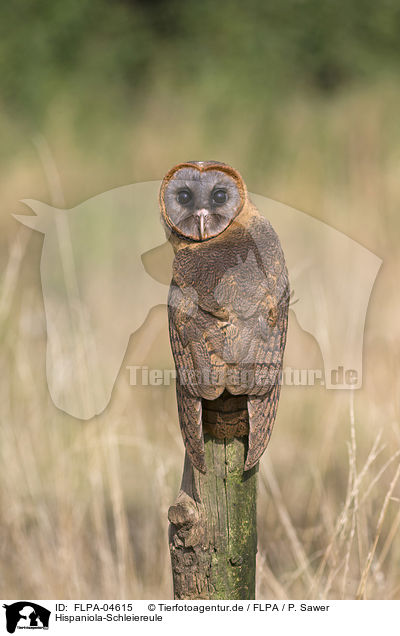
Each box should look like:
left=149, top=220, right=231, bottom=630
left=0, top=80, right=399, bottom=599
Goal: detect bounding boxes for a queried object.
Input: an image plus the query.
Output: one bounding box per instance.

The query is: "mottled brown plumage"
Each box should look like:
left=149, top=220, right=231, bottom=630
left=160, top=161, right=289, bottom=472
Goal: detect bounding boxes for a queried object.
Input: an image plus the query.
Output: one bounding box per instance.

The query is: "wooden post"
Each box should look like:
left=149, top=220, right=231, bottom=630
left=168, top=434, right=258, bottom=600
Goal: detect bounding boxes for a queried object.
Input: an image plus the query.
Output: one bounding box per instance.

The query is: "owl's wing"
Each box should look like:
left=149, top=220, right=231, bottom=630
left=245, top=275, right=289, bottom=470
left=245, top=383, right=281, bottom=471
left=175, top=382, right=205, bottom=473
left=168, top=293, right=206, bottom=473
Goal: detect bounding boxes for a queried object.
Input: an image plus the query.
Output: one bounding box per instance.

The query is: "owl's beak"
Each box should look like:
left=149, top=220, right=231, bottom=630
left=196, top=209, right=208, bottom=239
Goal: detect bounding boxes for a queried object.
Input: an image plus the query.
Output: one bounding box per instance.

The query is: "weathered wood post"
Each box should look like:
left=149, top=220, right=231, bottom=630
left=168, top=397, right=258, bottom=600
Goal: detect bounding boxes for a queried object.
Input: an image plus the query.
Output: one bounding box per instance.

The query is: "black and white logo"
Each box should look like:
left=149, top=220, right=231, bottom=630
left=2, top=603, right=50, bottom=633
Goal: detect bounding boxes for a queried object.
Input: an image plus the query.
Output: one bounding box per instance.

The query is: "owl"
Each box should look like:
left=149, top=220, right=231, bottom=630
left=160, top=161, right=289, bottom=472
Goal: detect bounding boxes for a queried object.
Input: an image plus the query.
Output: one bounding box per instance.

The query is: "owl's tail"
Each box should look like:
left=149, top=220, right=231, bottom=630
left=178, top=385, right=280, bottom=474
left=202, top=390, right=249, bottom=439
left=202, top=385, right=280, bottom=471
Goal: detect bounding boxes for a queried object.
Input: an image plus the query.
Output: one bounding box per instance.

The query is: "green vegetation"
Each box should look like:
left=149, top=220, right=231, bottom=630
left=2, top=0, right=400, bottom=122
left=0, top=0, right=399, bottom=600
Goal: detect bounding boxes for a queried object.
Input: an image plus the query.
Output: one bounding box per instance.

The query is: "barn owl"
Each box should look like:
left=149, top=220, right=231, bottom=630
left=160, top=161, right=289, bottom=472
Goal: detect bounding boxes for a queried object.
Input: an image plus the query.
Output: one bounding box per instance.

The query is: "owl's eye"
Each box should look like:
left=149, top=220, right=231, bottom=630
left=177, top=189, right=192, bottom=205
left=212, top=189, right=227, bottom=205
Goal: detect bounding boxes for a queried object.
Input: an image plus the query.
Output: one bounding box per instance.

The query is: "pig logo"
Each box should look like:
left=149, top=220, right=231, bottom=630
left=15, top=181, right=381, bottom=420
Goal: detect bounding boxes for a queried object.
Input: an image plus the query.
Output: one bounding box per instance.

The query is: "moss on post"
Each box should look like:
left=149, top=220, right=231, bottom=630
left=168, top=434, right=258, bottom=599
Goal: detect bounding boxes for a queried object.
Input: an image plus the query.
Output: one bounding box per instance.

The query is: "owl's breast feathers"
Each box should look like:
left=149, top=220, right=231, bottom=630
left=172, top=204, right=287, bottom=324
left=168, top=202, right=289, bottom=472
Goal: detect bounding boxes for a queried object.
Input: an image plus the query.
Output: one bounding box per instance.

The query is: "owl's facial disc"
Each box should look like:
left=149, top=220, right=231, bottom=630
left=163, top=167, right=243, bottom=241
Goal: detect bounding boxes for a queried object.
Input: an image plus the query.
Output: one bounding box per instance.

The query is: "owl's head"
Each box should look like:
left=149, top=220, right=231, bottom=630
left=160, top=161, right=247, bottom=241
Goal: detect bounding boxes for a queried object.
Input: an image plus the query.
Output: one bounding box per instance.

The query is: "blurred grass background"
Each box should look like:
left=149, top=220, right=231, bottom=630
left=1, top=0, right=400, bottom=599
